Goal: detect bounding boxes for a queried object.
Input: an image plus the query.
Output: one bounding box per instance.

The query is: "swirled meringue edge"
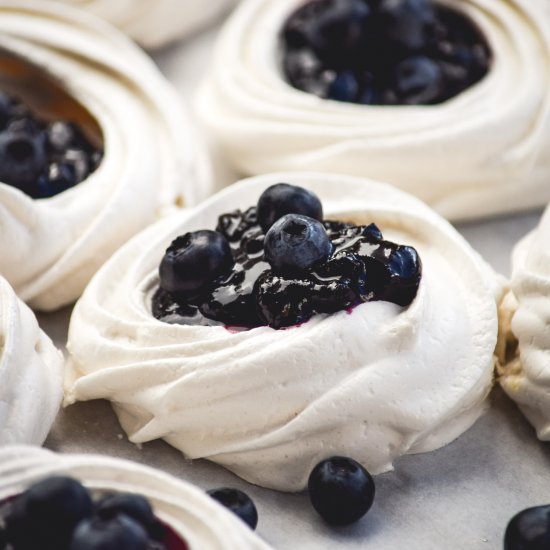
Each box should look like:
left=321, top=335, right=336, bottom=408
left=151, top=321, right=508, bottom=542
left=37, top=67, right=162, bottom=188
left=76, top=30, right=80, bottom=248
left=65, top=172, right=502, bottom=491
left=0, top=0, right=211, bottom=311
left=53, top=0, right=238, bottom=49
left=196, top=0, right=550, bottom=221
left=0, top=276, right=63, bottom=444
left=499, top=206, right=550, bottom=440
left=0, top=445, right=272, bottom=550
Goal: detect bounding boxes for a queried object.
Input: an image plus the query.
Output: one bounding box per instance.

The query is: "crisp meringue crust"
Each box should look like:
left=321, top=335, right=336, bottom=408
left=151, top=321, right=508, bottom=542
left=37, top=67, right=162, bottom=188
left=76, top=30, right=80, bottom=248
left=0, top=446, right=271, bottom=550
left=0, top=277, right=63, bottom=445
left=0, top=0, right=209, bottom=311
left=65, top=173, right=500, bottom=492
left=48, top=0, right=237, bottom=49
left=499, top=207, right=550, bottom=440
left=197, top=0, right=550, bottom=220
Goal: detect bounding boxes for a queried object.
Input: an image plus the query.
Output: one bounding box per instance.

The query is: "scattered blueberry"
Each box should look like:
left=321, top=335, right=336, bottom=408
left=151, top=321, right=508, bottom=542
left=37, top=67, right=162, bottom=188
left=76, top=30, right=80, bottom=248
left=69, top=515, right=150, bottom=550
left=96, top=493, right=163, bottom=540
left=264, top=214, right=332, bottom=274
left=4, top=476, right=94, bottom=549
left=308, top=456, right=375, bottom=526
left=505, top=505, right=550, bottom=550
left=207, top=488, right=258, bottom=530
left=257, top=183, right=323, bottom=232
left=159, top=230, right=234, bottom=297
left=281, top=0, right=491, bottom=106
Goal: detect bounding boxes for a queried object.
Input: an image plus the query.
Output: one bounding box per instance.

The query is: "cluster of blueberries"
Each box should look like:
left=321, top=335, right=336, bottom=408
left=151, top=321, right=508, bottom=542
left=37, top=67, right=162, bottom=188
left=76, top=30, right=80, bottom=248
left=153, top=183, right=422, bottom=329
left=0, top=92, right=102, bottom=199
left=0, top=457, right=376, bottom=549
left=282, top=0, right=491, bottom=105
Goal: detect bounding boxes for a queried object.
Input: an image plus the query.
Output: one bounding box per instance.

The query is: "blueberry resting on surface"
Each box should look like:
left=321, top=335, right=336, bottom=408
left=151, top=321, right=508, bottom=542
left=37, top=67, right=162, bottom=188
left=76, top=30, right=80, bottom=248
left=308, top=456, right=375, bottom=526
left=207, top=488, right=258, bottom=530
left=505, top=505, right=550, bottom=550
left=159, top=230, right=234, bottom=297
left=3, top=476, right=93, bottom=549
left=256, top=183, right=323, bottom=232
left=264, top=214, right=332, bottom=274
left=96, top=493, right=164, bottom=540
left=69, top=515, right=150, bottom=550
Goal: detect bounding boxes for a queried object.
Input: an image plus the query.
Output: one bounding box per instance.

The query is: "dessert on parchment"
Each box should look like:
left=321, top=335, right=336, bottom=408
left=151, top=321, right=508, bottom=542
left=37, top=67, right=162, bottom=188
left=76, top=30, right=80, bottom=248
left=65, top=173, right=502, bottom=491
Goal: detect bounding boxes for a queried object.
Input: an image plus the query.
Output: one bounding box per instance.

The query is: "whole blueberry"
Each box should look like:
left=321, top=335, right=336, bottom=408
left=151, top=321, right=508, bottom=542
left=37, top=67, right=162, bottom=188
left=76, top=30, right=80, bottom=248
left=257, top=183, right=323, bottom=232
left=307, top=0, right=370, bottom=61
left=264, top=214, right=332, bottom=274
left=387, top=245, right=421, bottom=281
left=96, top=493, right=162, bottom=539
left=505, top=505, right=550, bottom=550
left=46, top=120, right=76, bottom=153
left=328, top=71, right=359, bottom=102
left=395, top=56, right=443, bottom=104
left=308, top=456, right=375, bottom=526
left=4, top=476, right=93, bottom=549
left=159, top=230, right=234, bottom=297
left=69, top=515, right=149, bottom=550
left=0, top=129, right=46, bottom=188
left=207, top=488, right=258, bottom=530
left=378, top=0, right=436, bottom=52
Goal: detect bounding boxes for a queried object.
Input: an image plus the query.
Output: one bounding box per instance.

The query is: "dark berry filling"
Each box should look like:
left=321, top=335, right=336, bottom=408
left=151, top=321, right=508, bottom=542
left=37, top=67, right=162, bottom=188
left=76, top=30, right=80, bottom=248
left=0, top=91, right=102, bottom=198
left=152, top=183, right=422, bottom=330
left=0, top=477, right=188, bottom=550
left=281, top=0, right=491, bottom=105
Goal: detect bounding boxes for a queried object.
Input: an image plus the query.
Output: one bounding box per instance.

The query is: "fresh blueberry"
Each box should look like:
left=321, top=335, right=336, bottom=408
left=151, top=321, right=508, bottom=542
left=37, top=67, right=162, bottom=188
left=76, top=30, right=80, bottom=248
left=395, top=56, right=443, bottom=104
left=4, top=476, right=93, bottom=549
left=0, top=92, right=13, bottom=129
left=308, top=456, right=375, bottom=526
left=159, top=230, right=234, bottom=297
left=264, top=214, right=332, bottom=274
left=257, top=183, right=323, bottom=232
left=377, top=0, right=436, bottom=52
left=69, top=515, right=150, bottom=550
left=0, top=129, right=46, bottom=188
left=362, top=223, right=383, bottom=241
left=96, top=493, right=163, bottom=540
left=46, top=120, right=76, bottom=153
left=387, top=245, right=421, bottom=281
left=505, top=505, right=550, bottom=550
left=328, top=71, right=359, bottom=102
left=307, top=0, right=370, bottom=61
left=207, top=488, right=258, bottom=530
left=62, top=148, right=90, bottom=183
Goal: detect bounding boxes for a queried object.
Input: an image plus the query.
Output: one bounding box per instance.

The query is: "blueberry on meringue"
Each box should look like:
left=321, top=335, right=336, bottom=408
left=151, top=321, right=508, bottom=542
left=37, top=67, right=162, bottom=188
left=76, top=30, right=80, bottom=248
left=159, top=230, right=234, bottom=297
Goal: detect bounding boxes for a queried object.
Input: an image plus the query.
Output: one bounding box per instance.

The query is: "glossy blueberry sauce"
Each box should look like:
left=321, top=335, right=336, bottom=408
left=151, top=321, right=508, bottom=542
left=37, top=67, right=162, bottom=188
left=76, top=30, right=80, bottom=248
left=152, top=207, right=422, bottom=330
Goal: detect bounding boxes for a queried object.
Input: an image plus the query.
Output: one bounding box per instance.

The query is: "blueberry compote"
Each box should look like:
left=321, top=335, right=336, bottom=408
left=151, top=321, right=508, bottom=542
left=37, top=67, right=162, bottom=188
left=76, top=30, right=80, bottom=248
left=0, top=91, right=102, bottom=198
left=282, top=0, right=491, bottom=105
left=0, top=476, right=189, bottom=550
left=152, top=183, right=422, bottom=330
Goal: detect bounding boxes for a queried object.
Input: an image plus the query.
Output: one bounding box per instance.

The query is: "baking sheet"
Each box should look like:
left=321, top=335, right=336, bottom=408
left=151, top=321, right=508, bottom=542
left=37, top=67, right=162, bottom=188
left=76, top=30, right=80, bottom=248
left=39, top=19, right=550, bottom=550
